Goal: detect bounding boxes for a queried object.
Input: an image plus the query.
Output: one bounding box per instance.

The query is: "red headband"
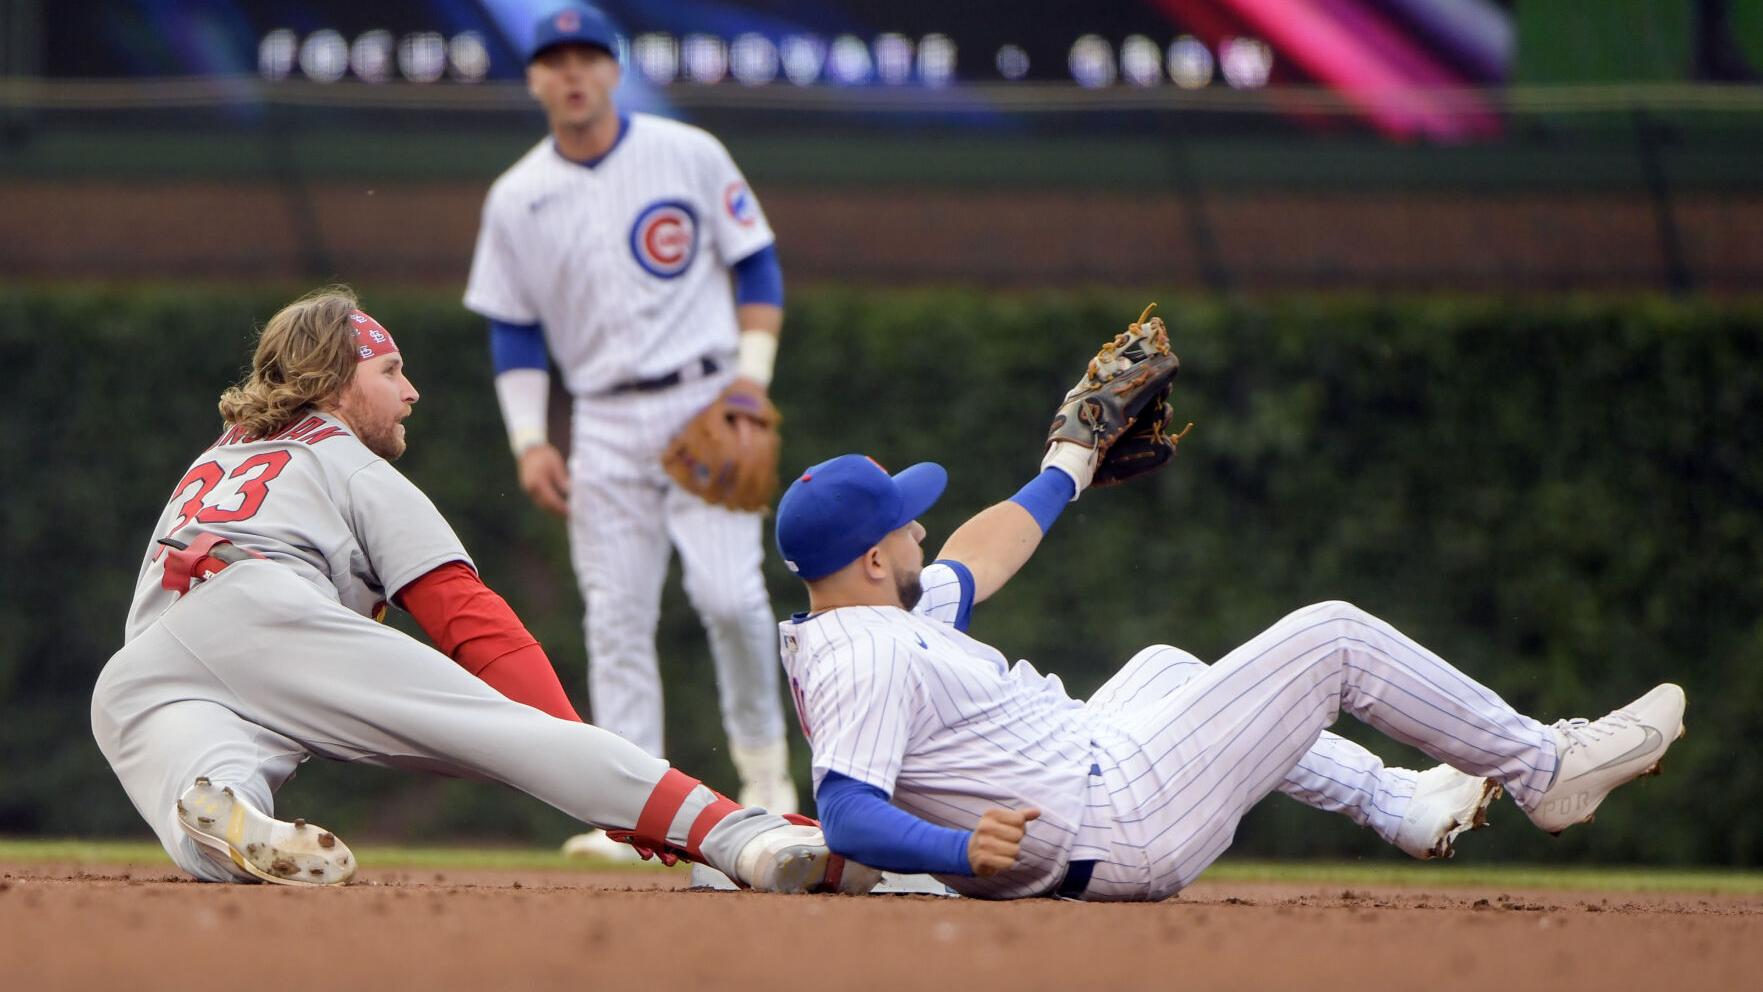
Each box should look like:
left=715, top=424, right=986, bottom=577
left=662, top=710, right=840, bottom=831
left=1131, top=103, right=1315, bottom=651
left=348, top=309, right=399, bottom=362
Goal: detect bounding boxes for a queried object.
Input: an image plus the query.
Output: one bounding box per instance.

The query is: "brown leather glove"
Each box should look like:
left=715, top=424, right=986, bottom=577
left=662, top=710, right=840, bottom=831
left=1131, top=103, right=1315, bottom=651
left=1043, top=303, right=1191, bottom=491
left=663, top=380, right=782, bottom=512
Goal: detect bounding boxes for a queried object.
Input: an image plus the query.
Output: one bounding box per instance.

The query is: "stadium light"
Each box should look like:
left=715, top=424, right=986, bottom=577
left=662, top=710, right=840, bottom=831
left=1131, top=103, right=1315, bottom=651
left=1168, top=35, right=1214, bottom=89
left=730, top=33, right=779, bottom=86
left=1121, top=34, right=1160, bottom=87
left=828, top=34, right=872, bottom=84
left=398, top=32, right=446, bottom=83
left=996, top=43, right=1029, bottom=81
left=919, top=33, right=956, bottom=87
left=875, top=33, right=912, bottom=85
left=780, top=34, right=825, bottom=86
left=633, top=33, right=678, bottom=85
left=682, top=33, right=728, bottom=84
left=259, top=28, right=296, bottom=81
left=299, top=29, right=348, bottom=83
left=1069, top=34, right=1115, bottom=88
left=1220, top=37, right=1272, bottom=89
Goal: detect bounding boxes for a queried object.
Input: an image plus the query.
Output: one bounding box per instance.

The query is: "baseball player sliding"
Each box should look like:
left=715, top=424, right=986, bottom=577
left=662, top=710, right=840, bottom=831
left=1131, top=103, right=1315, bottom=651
left=772, top=307, right=1686, bottom=900
left=464, top=3, right=796, bottom=859
left=89, top=287, right=875, bottom=895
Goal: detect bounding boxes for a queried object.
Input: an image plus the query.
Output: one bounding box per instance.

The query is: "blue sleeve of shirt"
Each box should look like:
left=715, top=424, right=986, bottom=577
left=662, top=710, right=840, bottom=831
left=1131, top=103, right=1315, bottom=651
left=731, top=244, right=784, bottom=307
left=816, top=771, right=973, bottom=876
left=488, top=318, right=548, bottom=374
left=933, top=558, right=976, bottom=632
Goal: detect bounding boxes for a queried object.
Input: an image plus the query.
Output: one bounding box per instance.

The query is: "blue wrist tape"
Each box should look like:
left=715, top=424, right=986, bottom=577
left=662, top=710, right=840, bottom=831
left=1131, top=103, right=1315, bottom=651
left=1009, top=467, right=1075, bottom=534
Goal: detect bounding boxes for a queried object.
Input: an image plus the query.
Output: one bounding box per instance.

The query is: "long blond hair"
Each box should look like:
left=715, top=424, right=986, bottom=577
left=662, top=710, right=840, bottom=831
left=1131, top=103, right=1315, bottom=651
left=217, top=286, right=361, bottom=438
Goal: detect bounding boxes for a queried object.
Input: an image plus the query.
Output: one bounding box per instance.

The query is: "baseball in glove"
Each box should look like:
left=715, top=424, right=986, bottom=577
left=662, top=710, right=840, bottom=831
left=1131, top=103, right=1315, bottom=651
left=1041, top=303, right=1192, bottom=495
left=664, top=379, right=783, bottom=512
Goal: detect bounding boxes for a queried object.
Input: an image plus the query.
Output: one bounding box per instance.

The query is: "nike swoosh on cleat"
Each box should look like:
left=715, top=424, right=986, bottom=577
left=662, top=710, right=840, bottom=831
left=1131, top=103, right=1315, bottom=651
left=1558, top=726, right=1664, bottom=784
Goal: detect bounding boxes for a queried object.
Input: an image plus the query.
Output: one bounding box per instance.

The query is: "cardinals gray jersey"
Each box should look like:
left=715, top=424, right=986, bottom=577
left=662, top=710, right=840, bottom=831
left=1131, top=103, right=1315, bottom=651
left=462, top=112, right=775, bottom=396
left=780, top=562, right=1096, bottom=899
left=124, top=411, right=471, bottom=642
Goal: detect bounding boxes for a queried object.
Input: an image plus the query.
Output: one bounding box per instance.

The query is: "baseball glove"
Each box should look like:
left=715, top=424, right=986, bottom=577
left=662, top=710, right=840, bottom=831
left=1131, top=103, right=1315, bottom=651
left=1044, top=303, right=1191, bottom=490
left=663, top=380, right=782, bottom=512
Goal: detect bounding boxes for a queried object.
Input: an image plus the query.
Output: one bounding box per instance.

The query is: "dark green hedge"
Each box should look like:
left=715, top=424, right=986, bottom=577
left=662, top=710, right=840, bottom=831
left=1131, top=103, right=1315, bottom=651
left=3, top=285, right=1759, bottom=865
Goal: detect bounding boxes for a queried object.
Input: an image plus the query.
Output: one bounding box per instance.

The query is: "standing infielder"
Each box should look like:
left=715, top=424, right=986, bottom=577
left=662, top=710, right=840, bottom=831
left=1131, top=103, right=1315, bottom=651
left=89, top=287, right=874, bottom=895
left=771, top=307, right=1687, bottom=900
left=465, top=4, right=796, bottom=858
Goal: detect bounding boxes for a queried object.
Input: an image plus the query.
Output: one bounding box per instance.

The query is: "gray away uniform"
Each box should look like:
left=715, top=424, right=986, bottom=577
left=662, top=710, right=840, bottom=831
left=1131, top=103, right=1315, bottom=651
left=92, top=410, right=777, bottom=881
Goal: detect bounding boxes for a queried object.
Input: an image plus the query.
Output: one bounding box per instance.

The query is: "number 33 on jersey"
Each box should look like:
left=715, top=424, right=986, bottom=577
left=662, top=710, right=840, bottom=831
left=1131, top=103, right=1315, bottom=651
left=128, top=411, right=472, bottom=641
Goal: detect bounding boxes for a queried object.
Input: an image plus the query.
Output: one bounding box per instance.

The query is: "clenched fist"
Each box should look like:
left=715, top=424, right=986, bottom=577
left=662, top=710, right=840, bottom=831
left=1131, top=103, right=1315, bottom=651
left=967, top=807, right=1041, bottom=877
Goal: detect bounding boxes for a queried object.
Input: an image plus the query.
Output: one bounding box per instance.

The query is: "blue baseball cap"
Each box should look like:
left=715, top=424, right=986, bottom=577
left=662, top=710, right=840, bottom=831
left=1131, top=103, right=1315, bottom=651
left=776, top=454, right=948, bottom=581
left=527, top=4, right=619, bottom=63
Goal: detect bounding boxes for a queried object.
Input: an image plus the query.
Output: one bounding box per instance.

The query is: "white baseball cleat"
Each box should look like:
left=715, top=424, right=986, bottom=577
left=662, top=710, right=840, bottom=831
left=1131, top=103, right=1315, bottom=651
left=561, top=829, right=645, bottom=863
left=175, top=777, right=355, bottom=886
left=1526, top=683, right=1687, bottom=835
left=1393, top=765, right=1501, bottom=860
left=733, top=823, right=881, bottom=895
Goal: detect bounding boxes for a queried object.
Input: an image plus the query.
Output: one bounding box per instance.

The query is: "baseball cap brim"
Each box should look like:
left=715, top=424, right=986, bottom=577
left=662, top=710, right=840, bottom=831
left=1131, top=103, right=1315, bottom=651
left=888, top=462, right=947, bottom=530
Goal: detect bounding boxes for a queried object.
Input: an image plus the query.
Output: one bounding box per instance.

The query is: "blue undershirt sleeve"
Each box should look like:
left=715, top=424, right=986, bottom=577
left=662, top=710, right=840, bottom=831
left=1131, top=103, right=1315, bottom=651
left=1007, top=467, right=1075, bottom=533
left=816, top=772, right=974, bottom=876
left=932, top=558, right=976, bottom=632
left=731, top=244, right=784, bottom=307
left=488, top=318, right=549, bottom=374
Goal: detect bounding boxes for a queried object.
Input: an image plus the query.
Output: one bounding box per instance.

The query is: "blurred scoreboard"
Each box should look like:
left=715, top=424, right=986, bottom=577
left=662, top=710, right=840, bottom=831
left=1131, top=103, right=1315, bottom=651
left=43, top=0, right=1274, bottom=90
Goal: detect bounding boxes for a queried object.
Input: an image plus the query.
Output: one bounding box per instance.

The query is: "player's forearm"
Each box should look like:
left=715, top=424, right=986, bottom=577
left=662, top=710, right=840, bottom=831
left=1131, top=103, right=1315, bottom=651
left=736, top=303, right=781, bottom=336
left=395, top=562, right=581, bottom=720
left=816, top=772, right=974, bottom=876
left=488, top=319, right=551, bottom=454
left=935, top=468, right=1075, bottom=603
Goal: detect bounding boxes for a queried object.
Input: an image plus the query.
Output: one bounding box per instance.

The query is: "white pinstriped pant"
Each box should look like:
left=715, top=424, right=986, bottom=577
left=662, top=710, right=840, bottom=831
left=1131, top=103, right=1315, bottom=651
left=1075, top=600, right=1559, bottom=901
left=567, top=373, right=786, bottom=758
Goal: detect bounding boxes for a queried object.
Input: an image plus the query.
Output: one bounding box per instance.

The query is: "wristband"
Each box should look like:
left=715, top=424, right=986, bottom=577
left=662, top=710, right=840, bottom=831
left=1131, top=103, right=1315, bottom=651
left=736, top=329, right=778, bottom=387
left=1040, top=440, right=1097, bottom=500
left=494, top=368, right=549, bottom=456
left=1009, top=468, right=1076, bottom=533
left=509, top=427, right=547, bottom=456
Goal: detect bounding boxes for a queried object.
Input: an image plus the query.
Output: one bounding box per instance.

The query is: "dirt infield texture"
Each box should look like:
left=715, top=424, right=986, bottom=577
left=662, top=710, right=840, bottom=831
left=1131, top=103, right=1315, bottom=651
left=5, top=860, right=1759, bottom=992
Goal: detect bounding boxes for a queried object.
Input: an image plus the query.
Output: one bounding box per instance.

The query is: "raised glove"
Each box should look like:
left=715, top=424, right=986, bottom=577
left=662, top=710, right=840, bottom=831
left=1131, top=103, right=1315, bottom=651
left=663, top=380, right=782, bottom=512
left=1042, top=303, right=1189, bottom=496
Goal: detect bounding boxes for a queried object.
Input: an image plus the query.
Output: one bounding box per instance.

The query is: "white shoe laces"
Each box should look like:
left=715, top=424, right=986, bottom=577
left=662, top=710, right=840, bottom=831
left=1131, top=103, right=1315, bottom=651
left=1550, top=708, right=1638, bottom=753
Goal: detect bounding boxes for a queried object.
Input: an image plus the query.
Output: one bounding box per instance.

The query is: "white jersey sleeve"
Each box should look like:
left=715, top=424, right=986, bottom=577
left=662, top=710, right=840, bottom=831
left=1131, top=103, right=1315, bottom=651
left=342, top=460, right=474, bottom=602
left=911, top=560, right=976, bottom=631
left=795, top=627, right=922, bottom=795
left=463, top=183, right=539, bottom=325
left=697, top=132, right=775, bottom=265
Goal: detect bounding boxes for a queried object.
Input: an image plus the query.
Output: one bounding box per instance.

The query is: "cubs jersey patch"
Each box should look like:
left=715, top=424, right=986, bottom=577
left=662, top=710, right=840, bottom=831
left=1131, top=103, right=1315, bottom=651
left=629, top=199, right=698, bottom=279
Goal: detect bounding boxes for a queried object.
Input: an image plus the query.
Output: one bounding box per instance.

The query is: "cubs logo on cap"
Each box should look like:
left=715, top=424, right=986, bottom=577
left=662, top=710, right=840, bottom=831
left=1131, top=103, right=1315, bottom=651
left=629, top=199, right=698, bottom=279
left=527, top=4, right=619, bottom=63
left=723, top=181, right=758, bottom=227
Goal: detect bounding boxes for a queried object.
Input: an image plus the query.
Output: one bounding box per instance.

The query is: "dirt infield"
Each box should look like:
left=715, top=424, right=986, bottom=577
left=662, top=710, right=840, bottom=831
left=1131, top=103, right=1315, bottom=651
left=5, top=860, right=1759, bottom=991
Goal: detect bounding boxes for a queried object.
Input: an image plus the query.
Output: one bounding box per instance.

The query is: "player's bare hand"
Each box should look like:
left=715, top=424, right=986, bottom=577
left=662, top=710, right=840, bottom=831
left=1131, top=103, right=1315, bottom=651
left=517, top=443, right=571, bottom=517
left=967, top=807, right=1040, bottom=877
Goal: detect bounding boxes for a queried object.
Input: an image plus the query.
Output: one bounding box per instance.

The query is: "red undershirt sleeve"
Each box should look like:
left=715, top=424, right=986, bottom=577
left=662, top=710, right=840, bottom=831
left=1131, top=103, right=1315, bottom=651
left=394, top=561, right=582, bottom=722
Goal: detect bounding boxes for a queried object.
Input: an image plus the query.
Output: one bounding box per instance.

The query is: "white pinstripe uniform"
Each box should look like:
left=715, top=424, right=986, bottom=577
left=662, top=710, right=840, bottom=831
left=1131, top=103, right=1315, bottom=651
left=782, top=564, right=1561, bottom=900
left=464, top=113, right=786, bottom=761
